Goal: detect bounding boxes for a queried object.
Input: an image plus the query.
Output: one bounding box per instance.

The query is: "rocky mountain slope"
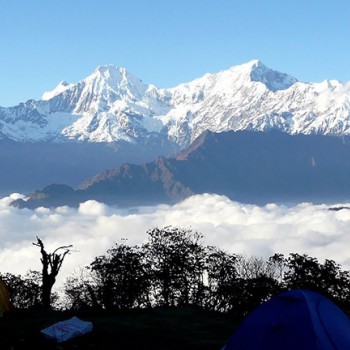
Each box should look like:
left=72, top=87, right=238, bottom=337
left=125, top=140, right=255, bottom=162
left=11, top=130, right=350, bottom=209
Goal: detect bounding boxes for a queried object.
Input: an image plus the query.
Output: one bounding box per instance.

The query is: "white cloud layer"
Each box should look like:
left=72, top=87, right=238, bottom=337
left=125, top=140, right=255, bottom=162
left=1, top=193, right=350, bottom=294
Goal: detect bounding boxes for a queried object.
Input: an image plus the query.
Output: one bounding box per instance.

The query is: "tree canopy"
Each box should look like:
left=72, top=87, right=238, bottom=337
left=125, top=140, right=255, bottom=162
left=2, top=226, right=350, bottom=318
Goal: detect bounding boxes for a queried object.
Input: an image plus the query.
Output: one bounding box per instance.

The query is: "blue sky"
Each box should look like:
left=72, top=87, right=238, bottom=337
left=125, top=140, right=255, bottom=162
left=1, top=0, right=350, bottom=106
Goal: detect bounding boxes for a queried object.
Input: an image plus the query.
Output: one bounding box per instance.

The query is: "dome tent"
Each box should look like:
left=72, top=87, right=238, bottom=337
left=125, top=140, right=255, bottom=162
left=223, top=289, right=350, bottom=350
left=0, top=277, right=10, bottom=317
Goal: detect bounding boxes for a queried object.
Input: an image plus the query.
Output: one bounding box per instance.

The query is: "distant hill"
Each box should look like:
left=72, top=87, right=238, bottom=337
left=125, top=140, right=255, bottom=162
left=11, top=130, right=350, bottom=209
left=0, top=139, right=178, bottom=196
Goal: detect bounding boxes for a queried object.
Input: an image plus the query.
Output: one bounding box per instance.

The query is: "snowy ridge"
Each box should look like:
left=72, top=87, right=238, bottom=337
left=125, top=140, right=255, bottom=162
left=0, top=60, right=350, bottom=146
left=42, top=81, right=72, bottom=100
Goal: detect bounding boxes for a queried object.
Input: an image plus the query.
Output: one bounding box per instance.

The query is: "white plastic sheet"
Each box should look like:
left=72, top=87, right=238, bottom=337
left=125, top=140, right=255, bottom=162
left=41, top=316, right=93, bottom=343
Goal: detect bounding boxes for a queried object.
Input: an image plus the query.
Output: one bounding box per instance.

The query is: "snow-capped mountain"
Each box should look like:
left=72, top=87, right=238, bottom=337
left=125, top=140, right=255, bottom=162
left=1, top=60, right=350, bottom=147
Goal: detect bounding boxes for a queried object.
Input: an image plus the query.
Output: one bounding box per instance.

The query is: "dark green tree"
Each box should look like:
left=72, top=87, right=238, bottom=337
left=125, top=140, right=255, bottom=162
left=205, top=246, right=238, bottom=312
left=0, top=271, right=41, bottom=309
left=86, top=242, right=151, bottom=310
left=62, top=268, right=101, bottom=311
left=283, top=253, right=350, bottom=310
left=142, top=226, right=206, bottom=307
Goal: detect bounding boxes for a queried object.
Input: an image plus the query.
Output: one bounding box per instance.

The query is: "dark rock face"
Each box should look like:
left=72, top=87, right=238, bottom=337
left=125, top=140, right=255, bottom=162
left=11, top=130, right=350, bottom=209
left=0, top=138, right=179, bottom=196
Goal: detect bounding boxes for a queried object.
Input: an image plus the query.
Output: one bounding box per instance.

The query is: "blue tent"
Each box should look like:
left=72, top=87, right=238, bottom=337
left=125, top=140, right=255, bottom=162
left=223, top=289, right=350, bottom=350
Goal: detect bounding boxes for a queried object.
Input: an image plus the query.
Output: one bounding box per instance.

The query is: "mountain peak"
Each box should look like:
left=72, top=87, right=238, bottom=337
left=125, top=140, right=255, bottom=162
left=94, top=64, right=126, bottom=75
left=229, top=59, right=264, bottom=73
left=41, top=80, right=71, bottom=100
left=224, top=60, right=297, bottom=91
left=245, top=59, right=262, bottom=68
left=248, top=60, right=298, bottom=91
left=84, top=64, right=147, bottom=94
left=89, top=64, right=128, bottom=84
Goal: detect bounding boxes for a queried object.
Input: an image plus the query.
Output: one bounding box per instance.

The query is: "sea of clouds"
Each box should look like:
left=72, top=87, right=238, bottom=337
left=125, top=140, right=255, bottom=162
left=1, top=192, right=350, bottom=294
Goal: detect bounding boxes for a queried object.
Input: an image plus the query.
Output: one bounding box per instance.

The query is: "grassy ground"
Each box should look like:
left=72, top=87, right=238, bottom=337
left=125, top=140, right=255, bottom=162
left=0, top=307, right=239, bottom=349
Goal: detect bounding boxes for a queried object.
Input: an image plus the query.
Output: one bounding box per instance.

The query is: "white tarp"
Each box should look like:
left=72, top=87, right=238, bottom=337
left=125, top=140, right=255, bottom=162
left=41, top=316, right=93, bottom=343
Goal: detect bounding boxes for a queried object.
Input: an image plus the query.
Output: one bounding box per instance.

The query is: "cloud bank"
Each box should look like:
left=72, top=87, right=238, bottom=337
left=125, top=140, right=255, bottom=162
left=1, top=193, right=350, bottom=294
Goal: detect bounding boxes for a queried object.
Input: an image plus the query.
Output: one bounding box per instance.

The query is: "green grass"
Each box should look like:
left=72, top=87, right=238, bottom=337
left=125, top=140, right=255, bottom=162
left=0, top=307, right=239, bottom=349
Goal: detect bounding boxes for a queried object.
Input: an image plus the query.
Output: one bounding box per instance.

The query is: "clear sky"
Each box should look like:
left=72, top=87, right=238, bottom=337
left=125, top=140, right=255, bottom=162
left=1, top=0, right=350, bottom=107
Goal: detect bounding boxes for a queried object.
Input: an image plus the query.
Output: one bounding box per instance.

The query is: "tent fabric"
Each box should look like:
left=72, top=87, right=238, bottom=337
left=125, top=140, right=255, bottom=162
left=41, top=316, right=93, bottom=343
left=0, top=278, right=10, bottom=317
left=224, top=289, right=350, bottom=350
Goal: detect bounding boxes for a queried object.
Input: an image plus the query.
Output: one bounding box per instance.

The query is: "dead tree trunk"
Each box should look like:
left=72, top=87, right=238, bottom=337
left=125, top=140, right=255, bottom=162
left=33, top=237, right=73, bottom=309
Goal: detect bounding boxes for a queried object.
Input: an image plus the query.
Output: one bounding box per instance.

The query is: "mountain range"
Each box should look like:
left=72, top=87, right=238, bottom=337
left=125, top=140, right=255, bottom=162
left=10, top=130, right=350, bottom=209
left=2, top=59, right=350, bottom=206
left=2, top=59, right=350, bottom=147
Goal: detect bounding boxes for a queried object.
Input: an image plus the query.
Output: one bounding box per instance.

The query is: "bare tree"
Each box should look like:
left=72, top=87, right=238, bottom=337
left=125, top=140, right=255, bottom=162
left=33, top=236, right=73, bottom=309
